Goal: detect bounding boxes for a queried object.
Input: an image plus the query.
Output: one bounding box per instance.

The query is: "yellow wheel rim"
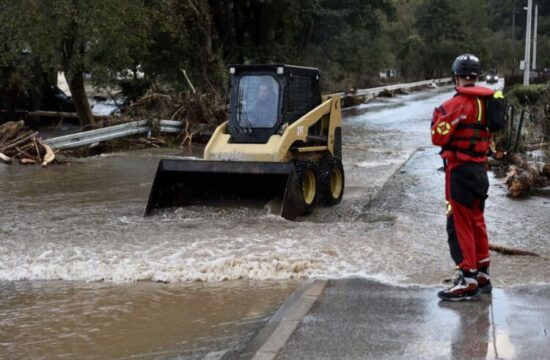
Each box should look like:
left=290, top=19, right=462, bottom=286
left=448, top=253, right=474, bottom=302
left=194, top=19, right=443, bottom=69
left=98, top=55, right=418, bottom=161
left=330, top=167, right=343, bottom=199
left=302, top=169, right=316, bottom=205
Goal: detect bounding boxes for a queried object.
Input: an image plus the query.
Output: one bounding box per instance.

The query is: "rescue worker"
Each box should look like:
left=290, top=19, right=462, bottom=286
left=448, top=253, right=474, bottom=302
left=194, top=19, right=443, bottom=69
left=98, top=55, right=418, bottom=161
left=431, top=54, right=494, bottom=301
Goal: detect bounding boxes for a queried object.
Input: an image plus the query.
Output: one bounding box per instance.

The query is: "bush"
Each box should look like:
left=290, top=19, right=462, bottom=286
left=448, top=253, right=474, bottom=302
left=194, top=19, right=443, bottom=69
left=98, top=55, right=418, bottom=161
left=506, top=84, right=546, bottom=106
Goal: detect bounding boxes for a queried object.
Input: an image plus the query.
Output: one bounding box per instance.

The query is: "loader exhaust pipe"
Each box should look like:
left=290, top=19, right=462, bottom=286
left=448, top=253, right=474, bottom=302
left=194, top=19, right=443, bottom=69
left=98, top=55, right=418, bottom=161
left=144, top=159, right=305, bottom=220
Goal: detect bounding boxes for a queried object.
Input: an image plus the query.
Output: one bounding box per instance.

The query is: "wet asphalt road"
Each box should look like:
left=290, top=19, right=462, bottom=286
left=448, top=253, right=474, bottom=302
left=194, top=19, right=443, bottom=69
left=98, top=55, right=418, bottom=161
left=276, top=279, right=550, bottom=360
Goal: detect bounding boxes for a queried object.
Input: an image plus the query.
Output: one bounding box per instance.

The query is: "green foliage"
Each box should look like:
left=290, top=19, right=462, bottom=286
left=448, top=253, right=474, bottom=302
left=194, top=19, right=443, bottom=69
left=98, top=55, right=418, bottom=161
left=0, top=0, right=149, bottom=84
left=506, top=84, right=545, bottom=106
left=2, top=0, right=550, bottom=98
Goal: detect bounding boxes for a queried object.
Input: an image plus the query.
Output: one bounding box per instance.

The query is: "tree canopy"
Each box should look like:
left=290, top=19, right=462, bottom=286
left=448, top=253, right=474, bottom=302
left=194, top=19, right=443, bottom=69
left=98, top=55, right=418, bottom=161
left=1, top=0, right=549, bottom=125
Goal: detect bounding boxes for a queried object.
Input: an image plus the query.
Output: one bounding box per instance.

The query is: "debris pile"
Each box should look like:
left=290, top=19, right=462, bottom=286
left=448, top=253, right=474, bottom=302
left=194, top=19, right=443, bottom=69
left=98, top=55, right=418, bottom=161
left=125, top=90, right=226, bottom=145
left=0, top=121, right=55, bottom=166
left=504, top=153, right=550, bottom=197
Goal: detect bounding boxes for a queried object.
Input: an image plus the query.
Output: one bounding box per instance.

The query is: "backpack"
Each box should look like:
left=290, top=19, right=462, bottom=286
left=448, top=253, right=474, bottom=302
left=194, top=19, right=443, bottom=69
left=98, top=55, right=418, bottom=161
left=485, top=90, right=506, bottom=132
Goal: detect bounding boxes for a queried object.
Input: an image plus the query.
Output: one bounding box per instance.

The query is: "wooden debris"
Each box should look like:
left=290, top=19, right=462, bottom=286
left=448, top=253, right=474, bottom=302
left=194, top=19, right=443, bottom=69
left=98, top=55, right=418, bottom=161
left=20, top=158, right=37, bottom=165
left=0, top=121, right=56, bottom=166
left=39, top=141, right=55, bottom=166
left=0, top=152, right=12, bottom=163
left=0, top=131, right=39, bottom=152
left=504, top=153, right=549, bottom=197
left=489, top=243, right=540, bottom=257
left=125, top=90, right=225, bottom=146
left=181, top=68, right=197, bottom=94
left=0, top=120, right=25, bottom=144
left=26, top=110, right=79, bottom=119
left=138, top=138, right=160, bottom=148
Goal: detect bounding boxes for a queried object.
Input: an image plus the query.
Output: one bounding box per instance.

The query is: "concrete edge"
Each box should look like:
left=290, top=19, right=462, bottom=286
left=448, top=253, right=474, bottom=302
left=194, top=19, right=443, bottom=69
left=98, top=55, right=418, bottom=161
left=359, top=147, right=424, bottom=214
left=236, top=279, right=328, bottom=360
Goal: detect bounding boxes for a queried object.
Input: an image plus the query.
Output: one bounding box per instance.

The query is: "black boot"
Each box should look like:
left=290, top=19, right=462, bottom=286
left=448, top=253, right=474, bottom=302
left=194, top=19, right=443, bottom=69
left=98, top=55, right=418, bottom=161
left=438, top=269, right=480, bottom=301
left=477, top=266, right=492, bottom=294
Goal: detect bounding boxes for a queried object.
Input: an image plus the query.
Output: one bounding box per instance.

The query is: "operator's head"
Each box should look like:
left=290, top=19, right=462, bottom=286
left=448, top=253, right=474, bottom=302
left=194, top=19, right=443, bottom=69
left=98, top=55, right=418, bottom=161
left=258, top=80, right=274, bottom=101
left=259, top=84, right=270, bottom=99
left=451, top=53, right=481, bottom=87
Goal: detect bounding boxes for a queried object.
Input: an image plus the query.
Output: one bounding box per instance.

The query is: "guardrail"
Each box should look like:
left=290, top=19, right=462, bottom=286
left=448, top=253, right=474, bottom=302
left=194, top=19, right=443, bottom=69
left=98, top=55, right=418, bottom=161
left=326, top=77, right=452, bottom=98
left=44, top=119, right=181, bottom=150
left=44, top=78, right=452, bottom=150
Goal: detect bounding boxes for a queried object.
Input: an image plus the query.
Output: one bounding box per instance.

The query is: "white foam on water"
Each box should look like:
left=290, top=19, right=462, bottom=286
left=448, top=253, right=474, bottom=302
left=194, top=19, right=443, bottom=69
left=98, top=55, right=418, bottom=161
left=3, top=202, right=546, bottom=287
left=0, top=214, right=399, bottom=284
left=355, top=158, right=406, bottom=168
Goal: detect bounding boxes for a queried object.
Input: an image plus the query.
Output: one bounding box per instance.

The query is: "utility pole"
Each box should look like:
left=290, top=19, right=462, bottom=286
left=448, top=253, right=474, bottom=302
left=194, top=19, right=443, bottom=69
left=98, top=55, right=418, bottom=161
left=523, top=0, right=533, bottom=85
left=532, top=4, right=538, bottom=70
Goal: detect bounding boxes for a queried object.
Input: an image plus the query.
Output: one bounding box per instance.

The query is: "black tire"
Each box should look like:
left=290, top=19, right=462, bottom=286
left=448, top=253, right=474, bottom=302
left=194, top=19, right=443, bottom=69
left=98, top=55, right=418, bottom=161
left=295, top=160, right=318, bottom=215
left=317, top=155, right=344, bottom=206
left=333, top=127, right=342, bottom=159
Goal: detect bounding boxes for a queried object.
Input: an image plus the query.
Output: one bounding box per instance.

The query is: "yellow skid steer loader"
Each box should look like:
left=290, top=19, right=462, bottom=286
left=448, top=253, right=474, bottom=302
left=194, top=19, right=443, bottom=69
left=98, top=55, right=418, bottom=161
left=144, top=64, right=344, bottom=220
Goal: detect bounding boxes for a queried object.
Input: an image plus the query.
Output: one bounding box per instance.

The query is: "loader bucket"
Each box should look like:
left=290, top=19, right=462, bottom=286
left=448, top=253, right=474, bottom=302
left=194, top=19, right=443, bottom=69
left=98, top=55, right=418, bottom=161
left=144, top=159, right=305, bottom=220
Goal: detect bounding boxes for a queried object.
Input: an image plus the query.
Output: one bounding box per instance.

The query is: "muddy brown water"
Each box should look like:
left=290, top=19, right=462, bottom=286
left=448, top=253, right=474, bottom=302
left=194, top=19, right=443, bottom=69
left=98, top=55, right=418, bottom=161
left=1, top=83, right=549, bottom=359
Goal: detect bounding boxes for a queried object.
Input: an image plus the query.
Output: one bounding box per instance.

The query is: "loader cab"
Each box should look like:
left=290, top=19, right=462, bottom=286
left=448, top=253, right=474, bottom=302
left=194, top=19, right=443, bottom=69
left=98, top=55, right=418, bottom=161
left=228, top=64, right=322, bottom=144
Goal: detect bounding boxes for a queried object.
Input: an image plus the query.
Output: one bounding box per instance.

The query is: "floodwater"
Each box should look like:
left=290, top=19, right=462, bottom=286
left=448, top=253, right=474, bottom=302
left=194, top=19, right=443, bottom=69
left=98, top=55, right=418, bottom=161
left=1, top=82, right=549, bottom=358
left=0, top=280, right=294, bottom=359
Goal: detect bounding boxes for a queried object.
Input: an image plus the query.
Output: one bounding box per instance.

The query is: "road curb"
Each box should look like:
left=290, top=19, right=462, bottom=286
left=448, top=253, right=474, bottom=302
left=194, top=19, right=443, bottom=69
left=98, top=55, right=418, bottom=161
left=237, top=279, right=328, bottom=360
left=358, top=147, right=423, bottom=215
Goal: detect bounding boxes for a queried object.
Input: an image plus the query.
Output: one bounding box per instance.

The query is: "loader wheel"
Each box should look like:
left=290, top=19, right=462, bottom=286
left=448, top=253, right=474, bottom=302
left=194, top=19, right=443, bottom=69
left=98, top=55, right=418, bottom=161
left=295, top=160, right=318, bottom=215
left=318, top=156, right=344, bottom=206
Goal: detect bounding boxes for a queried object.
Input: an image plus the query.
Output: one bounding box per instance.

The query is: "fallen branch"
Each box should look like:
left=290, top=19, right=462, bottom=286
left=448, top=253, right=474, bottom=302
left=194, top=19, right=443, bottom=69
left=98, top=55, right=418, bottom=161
left=39, top=140, right=55, bottom=166
left=489, top=243, right=540, bottom=257
left=15, top=146, right=36, bottom=160
left=181, top=68, right=197, bottom=94
left=171, top=104, right=187, bottom=120
left=26, top=110, right=79, bottom=119
left=138, top=138, right=160, bottom=148
left=33, top=137, right=42, bottom=163
left=20, top=157, right=37, bottom=165
left=0, top=152, right=12, bottom=163
left=0, top=131, right=39, bottom=152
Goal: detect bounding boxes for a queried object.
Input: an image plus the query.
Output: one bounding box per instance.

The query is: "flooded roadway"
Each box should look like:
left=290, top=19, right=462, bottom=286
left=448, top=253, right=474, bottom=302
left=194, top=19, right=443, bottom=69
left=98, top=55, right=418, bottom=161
left=1, top=83, right=549, bottom=358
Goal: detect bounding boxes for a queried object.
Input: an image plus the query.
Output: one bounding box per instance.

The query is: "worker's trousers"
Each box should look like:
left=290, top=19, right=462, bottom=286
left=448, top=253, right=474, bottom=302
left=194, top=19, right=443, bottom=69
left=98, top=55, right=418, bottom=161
left=445, top=161, right=490, bottom=271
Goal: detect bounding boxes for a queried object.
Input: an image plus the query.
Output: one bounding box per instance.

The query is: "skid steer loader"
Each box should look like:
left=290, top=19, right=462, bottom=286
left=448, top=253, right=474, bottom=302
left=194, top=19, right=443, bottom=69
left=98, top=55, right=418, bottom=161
left=144, top=64, right=344, bottom=220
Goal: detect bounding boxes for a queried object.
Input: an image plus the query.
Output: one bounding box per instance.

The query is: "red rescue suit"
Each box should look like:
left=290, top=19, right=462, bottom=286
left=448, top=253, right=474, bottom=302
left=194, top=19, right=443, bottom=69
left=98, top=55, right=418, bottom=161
left=431, top=85, right=494, bottom=272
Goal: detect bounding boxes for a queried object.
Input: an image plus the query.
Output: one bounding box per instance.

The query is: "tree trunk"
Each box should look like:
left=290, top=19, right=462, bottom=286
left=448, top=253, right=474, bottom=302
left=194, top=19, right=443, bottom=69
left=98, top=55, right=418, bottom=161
left=67, top=72, right=95, bottom=128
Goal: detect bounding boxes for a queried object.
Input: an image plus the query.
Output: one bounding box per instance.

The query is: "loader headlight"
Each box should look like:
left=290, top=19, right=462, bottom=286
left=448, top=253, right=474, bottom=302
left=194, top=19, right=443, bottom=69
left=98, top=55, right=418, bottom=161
left=277, top=66, right=284, bottom=75
left=229, top=67, right=235, bottom=74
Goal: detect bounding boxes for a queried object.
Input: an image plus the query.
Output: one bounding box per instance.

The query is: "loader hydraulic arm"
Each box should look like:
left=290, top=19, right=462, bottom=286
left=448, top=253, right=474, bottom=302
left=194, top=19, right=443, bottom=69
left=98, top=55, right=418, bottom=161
left=276, top=96, right=341, bottom=161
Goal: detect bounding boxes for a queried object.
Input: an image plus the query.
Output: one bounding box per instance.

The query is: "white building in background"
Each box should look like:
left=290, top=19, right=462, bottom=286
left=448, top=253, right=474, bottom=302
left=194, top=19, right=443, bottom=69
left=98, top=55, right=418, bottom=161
left=379, top=68, right=399, bottom=79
